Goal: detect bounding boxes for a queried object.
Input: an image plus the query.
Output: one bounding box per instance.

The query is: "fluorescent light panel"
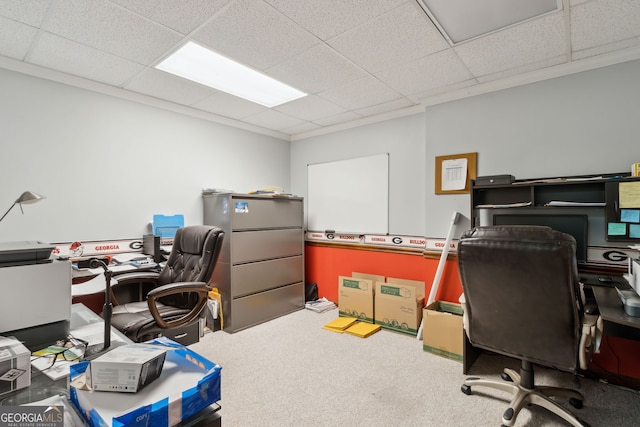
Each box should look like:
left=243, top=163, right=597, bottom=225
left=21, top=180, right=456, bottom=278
left=417, top=0, right=562, bottom=44
left=155, top=41, right=306, bottom=107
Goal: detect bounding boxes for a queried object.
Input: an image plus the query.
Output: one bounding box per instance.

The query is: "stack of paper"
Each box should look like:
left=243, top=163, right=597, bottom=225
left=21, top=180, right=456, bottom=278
left=344, top=322, right=381, bottom=338
left=305, top=297, right=337, bottom=313
left=323, top=317, right=357, bottom=333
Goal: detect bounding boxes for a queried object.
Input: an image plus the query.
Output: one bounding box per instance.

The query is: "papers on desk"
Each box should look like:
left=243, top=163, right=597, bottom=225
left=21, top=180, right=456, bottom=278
left=112, top=253, right=152, bottom=264
left=545, top=201, right=606, bottom=207
left=31, top=323, right=128, bottom=380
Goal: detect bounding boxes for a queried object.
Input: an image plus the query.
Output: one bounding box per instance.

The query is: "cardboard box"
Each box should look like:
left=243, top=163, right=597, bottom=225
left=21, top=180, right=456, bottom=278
left=338, top=276, right=375, bottom=323
left=70, top=337, right=221, bottom=427
left=375, top=278, right=425, bottom=336
left=351, top=272, right=385, bottom=283
left=86, top=344, right=167, bottom=392
left=0, top=337, right=30, bottom=396
left=422, top=301, right=464, bottom=362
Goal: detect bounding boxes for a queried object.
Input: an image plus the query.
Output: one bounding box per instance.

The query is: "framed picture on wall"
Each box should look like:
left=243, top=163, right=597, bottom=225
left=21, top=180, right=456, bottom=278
left=435, top=152, right=477, bottom=194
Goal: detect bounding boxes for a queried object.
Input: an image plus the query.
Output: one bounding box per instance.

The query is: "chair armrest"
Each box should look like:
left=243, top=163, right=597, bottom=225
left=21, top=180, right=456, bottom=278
left=146, top=282, right=211, bottom=329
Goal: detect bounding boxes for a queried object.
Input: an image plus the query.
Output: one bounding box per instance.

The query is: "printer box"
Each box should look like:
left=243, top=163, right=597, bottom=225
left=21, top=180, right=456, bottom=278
left=0, top=337, right=30, bottom=396
left=338, top=275, right=376, bottom=323
left=375, top=278, right=425, bottom=337
left=70, top=337, right=221, bottom=427
left=86, top=344, right=167, bottom=393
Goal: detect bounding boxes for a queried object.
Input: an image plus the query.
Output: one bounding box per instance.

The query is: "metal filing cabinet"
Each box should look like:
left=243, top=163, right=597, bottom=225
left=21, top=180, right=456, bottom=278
left=203, top=193, right=304, bottom=332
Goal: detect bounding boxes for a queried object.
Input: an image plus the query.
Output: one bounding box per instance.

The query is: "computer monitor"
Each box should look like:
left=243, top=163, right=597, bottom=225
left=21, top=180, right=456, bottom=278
left=492, top=213, right=589, bottom=263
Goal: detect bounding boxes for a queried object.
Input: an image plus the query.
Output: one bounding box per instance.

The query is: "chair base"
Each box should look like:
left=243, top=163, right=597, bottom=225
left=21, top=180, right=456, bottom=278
left=461, top=363, right=589, bottom=427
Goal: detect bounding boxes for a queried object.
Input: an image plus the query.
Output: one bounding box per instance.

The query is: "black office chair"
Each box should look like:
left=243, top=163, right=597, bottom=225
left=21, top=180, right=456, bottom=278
left=110, top=225, right=224, bottom=345
left=457, top=226, right=600, bottom=427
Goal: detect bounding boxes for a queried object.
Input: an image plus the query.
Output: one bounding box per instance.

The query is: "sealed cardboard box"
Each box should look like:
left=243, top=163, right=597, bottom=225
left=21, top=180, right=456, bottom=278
left=0, top=337, right=30, bottom=396
left=338, top=276, right=375, bottom=323
left=86, top=343, right=167, bottom=392
left=375, top=278, right=425, bottom=336
left=422, top=301, right=464, bottom=362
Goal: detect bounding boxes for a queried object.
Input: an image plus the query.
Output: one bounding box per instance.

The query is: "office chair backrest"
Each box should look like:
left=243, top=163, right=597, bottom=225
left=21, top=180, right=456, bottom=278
left=158, top=225, right=224, bottom=306
left=457, top=225, right=581, bottom=372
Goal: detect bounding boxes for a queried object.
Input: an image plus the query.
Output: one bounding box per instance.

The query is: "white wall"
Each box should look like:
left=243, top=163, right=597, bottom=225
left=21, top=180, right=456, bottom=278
left=0, top=68, right=290, bottom=243
left=290, top=113, right=426, bottom=237
left=292, top=59, right=640, bottom=238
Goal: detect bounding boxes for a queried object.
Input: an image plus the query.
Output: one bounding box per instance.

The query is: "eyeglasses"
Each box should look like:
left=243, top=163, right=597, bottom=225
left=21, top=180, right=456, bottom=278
left=31, top=336, right=88, bottom=371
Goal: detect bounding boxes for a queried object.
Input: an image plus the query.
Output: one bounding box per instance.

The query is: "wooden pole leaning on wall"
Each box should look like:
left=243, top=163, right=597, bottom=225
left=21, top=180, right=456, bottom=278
left=417, top=211, right=460, bottom=340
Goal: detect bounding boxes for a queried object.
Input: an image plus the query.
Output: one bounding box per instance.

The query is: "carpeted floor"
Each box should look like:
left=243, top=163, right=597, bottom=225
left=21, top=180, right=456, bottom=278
left=189, top=308, right=640, bottom=426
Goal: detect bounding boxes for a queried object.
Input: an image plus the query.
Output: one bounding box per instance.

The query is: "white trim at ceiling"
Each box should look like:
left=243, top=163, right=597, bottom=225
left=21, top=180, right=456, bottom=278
left=293, top=45, right=640, bottom=141
left=0, top=56, right=290, bottom=141
left=3, top=44, right=640, bottom=143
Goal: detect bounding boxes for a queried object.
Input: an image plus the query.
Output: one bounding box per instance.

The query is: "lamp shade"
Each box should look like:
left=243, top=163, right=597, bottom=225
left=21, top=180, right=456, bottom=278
left=0, top=191, right=45, bottom=224
left=16, top=191, right=45, bottom=205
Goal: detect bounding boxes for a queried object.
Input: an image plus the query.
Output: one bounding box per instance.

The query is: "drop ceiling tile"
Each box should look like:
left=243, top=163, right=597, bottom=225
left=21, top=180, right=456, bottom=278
left=328, top=2, right=448, bottom=73
left=42, top=0, right=182, bottom=65
left=572, top=37, right=640, bottom=61
left=109, top=0, right=232, bottom=34
left=242, top=109, right=307, bottom=131
left=354, top=98, right=416, bottom=118
left=124, top=68, right=215, bottom=106
left=475, top=55, right=567, bottom=83
left=375, top=49, right=472, bottom=96
left=312, top=111, right=362, bottom=127
left=318, top=76, right=401, bottom=111
left=192, top=0, right=319, bottom=70
left=274, top=95, right=346, bottom=122
left=410, top=79, right=476, bottom=103
left=192, top=91, right=267, bottom=119
left=0, top=16, right=39, bottom=60
left=571, top=0, right=640, bottom=53
left=265, top=44, right=368, bottom=94
left=29, top=32, right=145, bottom=86
left=264, top=0, right=407, bottom=40
left=454, top=12, right=566, bottom=78
left=0, top=0, right=51, bottom=27
left=281, top=121, right=321, bottom=136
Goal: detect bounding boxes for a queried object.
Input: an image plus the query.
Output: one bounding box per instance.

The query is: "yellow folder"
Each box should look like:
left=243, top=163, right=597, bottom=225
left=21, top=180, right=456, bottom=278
left=345, top=322, right=381, bottom=338
left=323, top=317, right=357, bottom=333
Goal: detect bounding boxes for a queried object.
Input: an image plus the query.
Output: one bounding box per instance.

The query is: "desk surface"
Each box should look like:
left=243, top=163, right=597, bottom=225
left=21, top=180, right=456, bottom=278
left=592, top=286, right=640, bottom=329
left=1, top=303, right=132, bottom=406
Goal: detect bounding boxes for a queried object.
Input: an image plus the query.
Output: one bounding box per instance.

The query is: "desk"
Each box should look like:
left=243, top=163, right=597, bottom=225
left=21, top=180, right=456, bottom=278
left=463, top=277, right=640, bottom=377
left=72, top=262, right=159, bottom=314
left=592, top=286, right=640, bottom=341
left=1, top=304, right=221, bottom=426
left=1, top=303, right=132, bottom=406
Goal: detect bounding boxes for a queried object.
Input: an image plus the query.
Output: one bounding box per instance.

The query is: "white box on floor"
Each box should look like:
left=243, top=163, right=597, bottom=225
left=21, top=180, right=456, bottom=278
left=0, top=336, right=30, bottom=396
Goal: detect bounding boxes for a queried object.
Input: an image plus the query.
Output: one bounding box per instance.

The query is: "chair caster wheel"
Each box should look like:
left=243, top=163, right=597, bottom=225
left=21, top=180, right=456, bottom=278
left=461, top=384, right=472, bottom=395
left=501, top=372, right=513, bottom=382
left=569, top=397, right=583, bottom=409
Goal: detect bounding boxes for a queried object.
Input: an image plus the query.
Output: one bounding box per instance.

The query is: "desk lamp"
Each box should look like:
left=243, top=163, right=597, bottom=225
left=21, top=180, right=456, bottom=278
left=0, top=191, right=45, bottom=224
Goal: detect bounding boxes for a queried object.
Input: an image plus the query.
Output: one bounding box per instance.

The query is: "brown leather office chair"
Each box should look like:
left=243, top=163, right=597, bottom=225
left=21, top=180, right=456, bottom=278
left=457, top=225, right=598, bottom=427
left=110, top=225, right=224, bottom=344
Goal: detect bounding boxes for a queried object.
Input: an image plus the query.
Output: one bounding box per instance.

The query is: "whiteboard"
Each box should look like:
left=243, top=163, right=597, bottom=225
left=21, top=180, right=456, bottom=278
left=307, top=153, right=389, bottom=234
